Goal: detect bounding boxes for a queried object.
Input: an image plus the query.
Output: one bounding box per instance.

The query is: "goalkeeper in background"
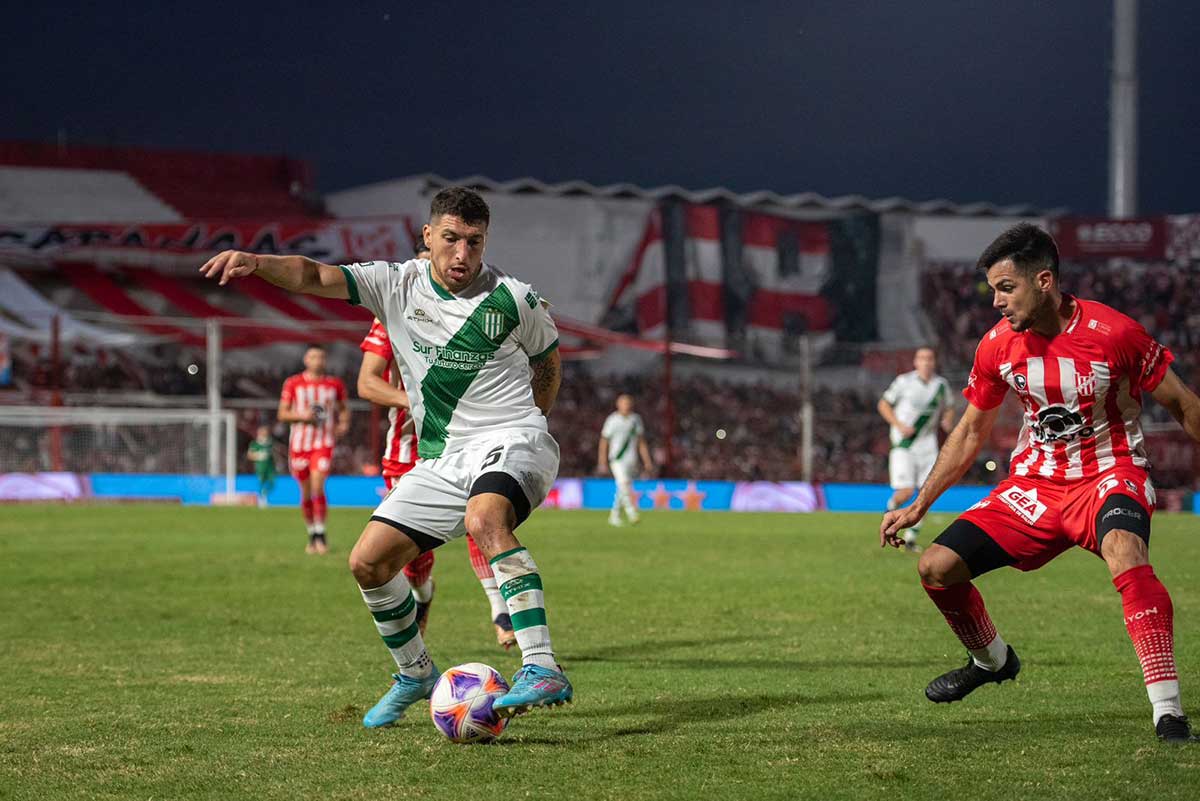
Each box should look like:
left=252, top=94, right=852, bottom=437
left=247, top=425, right=277, bottom=507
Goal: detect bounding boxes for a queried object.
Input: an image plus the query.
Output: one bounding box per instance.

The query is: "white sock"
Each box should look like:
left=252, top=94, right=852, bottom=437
left=411, top=578, right=434, bottom=604
left=359, top=573, right=432, bottom=678
left=886, top=497, right=898, bottom=512
left=490, top=547, right=557, bottom=670
left=480, top=576, right=507, bottom=620
left=970, top=633, right=1009, bottom=672
left=1149, top=680, right=1184, bottom=725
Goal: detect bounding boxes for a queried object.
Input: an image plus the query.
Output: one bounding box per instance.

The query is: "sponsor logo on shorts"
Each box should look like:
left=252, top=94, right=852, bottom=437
left=1122, top=478, right=1138, bottom=495
left=1096, top=475, right=1120, bottom=498
left=1101, top=506, right=1144, bottom=525
left=966, top=499, right=991, bottom=512
left=998, top=485, right=1047, bottom=524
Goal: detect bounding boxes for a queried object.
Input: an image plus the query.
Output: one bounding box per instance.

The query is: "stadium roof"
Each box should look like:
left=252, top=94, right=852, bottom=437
left=366, top=173, right=1062, bottom=218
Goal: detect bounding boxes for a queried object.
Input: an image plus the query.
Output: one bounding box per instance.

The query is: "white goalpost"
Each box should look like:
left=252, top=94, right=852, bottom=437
left=0, top=406, right=238, bottom=496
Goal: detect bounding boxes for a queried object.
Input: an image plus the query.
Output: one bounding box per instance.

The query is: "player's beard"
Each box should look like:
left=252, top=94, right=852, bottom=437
left=1008, top=290, right=1055, bottom=333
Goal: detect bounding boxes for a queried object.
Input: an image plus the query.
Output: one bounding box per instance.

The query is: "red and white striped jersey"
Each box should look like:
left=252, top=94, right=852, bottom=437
left=280, top=372, right=346, bottom=453
left=360, top=319, right=418, bottom=476
left=965, top=296, right=1173, bottom=483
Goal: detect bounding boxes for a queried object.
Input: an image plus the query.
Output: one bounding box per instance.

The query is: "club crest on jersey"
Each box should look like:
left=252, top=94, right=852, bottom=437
left=1012, top=373, right=1028, bottom=393
left=1075, top=372, right=1096, bottom=398
left=999, top=485, right=1047, bottom=524
left=1031, top=404, right=1094, bottom=443
left=482, top=309, right=506, bottom=341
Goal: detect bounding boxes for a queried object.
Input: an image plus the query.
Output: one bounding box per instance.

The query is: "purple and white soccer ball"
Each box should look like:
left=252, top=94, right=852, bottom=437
left=429, top=662, right=511, bottom=744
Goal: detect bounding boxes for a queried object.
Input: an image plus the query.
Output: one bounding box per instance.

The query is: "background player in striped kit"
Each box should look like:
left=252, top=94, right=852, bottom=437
left=598, top=393, right=653, bottom=526
left=877, top=347, right=954, bottom=550
left=202, top=187, right=572, bottom=727
left=278, top=345, right=349, bottom=554
left=881, top=223, right=1200, bottom=743
left=358, top=306, right=518, bottom=649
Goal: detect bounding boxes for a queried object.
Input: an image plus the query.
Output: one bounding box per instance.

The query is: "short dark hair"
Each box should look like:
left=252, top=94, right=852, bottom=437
left=305, top=343, right=325, bottom=352
left=977, top=223, right=1059, bottom=279
left=414, top=240, right=430, bottom=256
left=429, top=187, right=490, bottom=226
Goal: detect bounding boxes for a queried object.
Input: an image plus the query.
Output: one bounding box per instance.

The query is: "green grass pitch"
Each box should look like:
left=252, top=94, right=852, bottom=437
left=2, top=504, right=1198, bottom=800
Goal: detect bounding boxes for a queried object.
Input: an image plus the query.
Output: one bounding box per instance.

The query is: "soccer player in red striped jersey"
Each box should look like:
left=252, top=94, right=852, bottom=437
left=358, top=315, right=517, bottom=649
left=882, top=223, right=1200, bottom=743
left=279, top=344, right=349, bottom=554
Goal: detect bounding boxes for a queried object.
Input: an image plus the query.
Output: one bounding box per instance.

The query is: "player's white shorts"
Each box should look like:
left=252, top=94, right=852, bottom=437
left=889, top=446, right=936, bottom=490
left=372, top=429, right=559, bottom=547
left=609, top=460, right=636, bottom=486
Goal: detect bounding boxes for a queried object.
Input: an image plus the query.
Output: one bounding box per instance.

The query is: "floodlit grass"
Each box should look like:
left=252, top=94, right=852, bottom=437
left=2, top=504, right=1198, bottom=800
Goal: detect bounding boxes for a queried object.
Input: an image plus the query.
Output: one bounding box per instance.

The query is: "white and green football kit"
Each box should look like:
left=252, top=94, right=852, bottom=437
left=603, top=411, right=644, bottom=475
left=882, top=371, right=951, bottom=490
left=602, top=411, right=644, bottom=523
left=339, top=258, right=561, bottom=543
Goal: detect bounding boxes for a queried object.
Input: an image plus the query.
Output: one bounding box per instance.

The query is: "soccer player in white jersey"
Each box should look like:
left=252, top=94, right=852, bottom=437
left=598, top=393, right=653, bottom=526
left=877, top=347, right=954, bottom=551
left=201, top=187, right=572, bottom=726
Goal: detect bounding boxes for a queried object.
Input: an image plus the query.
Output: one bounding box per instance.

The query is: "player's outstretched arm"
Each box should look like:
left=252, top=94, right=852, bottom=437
left=357, top=351, right=410, bottom=410
left=199, top=251, right=348, bottom=298
left=1151, top=368, right=1200, bottom=443
left=530, top=349, right=561, bottom=417
left=879, top=402, right=999, bottom=547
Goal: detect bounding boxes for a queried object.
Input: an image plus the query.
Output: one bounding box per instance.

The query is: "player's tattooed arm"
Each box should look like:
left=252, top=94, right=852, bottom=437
left=530, top=349, right=562, bottom=417
left=200, top=251, right=348, bottom=298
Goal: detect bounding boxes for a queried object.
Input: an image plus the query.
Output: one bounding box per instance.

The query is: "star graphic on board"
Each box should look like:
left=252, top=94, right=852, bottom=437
left=630, top=486, right=644, bottom=508
left=649, top=482, right=673, bottom=510
left=674, top=481, right=707, bottom=511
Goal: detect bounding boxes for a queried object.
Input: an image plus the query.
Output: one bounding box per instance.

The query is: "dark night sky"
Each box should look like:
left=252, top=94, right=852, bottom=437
left=6, top=1, right=1198, bottom=214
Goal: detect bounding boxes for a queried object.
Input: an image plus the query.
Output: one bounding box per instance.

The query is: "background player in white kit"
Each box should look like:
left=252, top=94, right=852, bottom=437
left=597, top=393, right=653, bottom=526
left=877, top=346, right=954, bottom=551
left=201, top=187, right=572, bottom=727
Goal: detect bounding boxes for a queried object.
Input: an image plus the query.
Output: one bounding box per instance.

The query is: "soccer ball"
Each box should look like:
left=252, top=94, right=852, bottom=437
left=429, top=663, right=511, bottom=744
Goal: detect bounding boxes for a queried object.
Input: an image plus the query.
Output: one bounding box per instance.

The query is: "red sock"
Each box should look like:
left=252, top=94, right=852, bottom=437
left=923, top=581, right=998, bottom=650
left=466, top=535, right=493, bottom=580
left=301, top=498, right=314, bottom=525
left=1114, top=565, right=1178, bottom=687
left=404, top=552, right=435, bottom=588
left=312, top=495, right=327, bottom=525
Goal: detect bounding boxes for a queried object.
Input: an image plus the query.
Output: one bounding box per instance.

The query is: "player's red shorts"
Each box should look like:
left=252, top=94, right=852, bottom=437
left=958, top=465, right=1155, bottom=571
left=290, top=447, right=333, bottom=481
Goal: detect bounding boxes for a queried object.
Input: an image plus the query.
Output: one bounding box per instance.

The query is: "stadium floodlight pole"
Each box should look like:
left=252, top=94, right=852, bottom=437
left=1108, top=0, right=1138, bottom=217
left=223, top=410, right=236, bottom=497
left=206, top=318, right=222, bottom=478
left=799, top=334, right=814, bottom=483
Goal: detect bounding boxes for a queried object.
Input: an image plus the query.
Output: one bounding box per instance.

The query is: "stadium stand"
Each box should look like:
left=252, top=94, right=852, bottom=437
left=0, top=166, right=181, bottom=223
left=0, top=142, right=319, bottom=219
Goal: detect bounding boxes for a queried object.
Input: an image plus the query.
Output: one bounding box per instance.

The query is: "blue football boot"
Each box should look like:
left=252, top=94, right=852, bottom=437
left=494, top=664, right=573, bottom=717
left=362, top=666, right=440, bottom=728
